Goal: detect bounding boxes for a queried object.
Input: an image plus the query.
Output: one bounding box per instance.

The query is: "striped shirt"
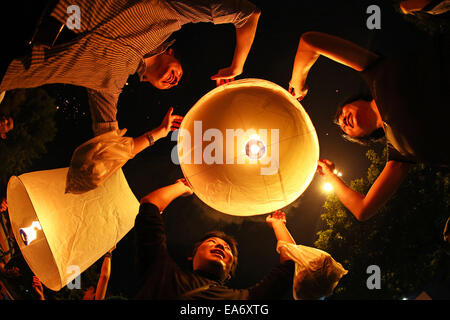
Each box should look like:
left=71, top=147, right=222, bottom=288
left=0, top=0, right=258, bottom=135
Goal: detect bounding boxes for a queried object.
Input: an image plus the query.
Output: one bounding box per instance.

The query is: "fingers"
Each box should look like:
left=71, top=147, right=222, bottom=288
left=215, top=78, right=235, bottom=87
left=164, top=107, right=184, bottom=131
left=32, top=276, right=42, bottom=287
left=316, top=165, right=324, bottom=176
left=317, top=159, right=338, bottom=176
left=318, top=158, right=334, bottom=166
left=288, top=86, right=304, bottom=102
left=267, top=210, right=286, bottom=222
left=169, top=115, right=183, bottom=131
left=288, top=86, right=295, bottom=96
left=165, top=107, right=174, bottom=118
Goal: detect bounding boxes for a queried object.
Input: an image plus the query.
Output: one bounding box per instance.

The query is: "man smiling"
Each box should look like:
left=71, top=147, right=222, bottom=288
left=134, top=179, right=295, bottom=300
left=0, top=0, right=261, bottom=136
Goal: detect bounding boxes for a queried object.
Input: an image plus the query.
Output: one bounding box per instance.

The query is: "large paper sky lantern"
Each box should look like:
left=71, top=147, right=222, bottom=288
left=177, top=79, right=319, bottom=216
left=7, top=168, right=139, bottom=291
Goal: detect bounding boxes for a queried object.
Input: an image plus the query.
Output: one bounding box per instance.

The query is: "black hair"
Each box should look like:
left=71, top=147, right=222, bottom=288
left=167, top=37, right=192, bottom=89
left=191, top=230, right=239, bottom=278
left=334, top=94, right=385, bottom=146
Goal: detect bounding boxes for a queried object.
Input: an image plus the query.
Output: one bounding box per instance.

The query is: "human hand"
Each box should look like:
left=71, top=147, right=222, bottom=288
left=176, top=178, right=193, bottom=197
left=266, top=210, right=287, bottom=228
left=0, top=198, right=7, bottom=212
left=288, top=80, right=308, bottom=101
left=32, top=276, right=45, bottom=300
left=156, top=107, right=183, bottom=140
left=211, top=66, right=242, bottom=87
left=317, top=159, right=336, bottom=177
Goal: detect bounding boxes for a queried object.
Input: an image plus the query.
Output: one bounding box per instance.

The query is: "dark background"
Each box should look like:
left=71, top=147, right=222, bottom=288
left=6, top=0, right=442, bottom=298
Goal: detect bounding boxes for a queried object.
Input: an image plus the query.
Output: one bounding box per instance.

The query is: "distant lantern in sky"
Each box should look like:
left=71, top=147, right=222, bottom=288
left=177, top=79, right=319, bottom=216
left=7, top=168, right=139, bottom=291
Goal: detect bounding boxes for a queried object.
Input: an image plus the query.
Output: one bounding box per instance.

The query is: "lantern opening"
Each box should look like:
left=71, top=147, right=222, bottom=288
left=19, top=221, right=42, bottom=246
left=245, top=135, right=266, bottom=160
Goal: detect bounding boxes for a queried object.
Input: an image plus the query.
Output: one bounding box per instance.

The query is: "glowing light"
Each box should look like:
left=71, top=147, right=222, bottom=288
left=19, top=221, right=42, bottom=246
left=245, top=135, right=266, bottom=160
left=250, top=144, right=260, bottom=154
left=333, top=169, right=343, bottom=177
left=323, top=182, right=333, bottom=192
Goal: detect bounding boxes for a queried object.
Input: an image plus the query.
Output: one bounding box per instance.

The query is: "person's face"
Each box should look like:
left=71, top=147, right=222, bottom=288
left=0, top=116, right=13, bottom=139
left=143, top=48, right=183, bottom=90
left=337, top=100, right=375, bottom=138
left=192, top=237, right=234, bottom=279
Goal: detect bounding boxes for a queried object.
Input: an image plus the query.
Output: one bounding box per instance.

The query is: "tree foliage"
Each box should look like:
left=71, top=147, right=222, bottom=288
left=0, top=88, right=57, bottom=191
left=315, top=149, right=449, bottom=299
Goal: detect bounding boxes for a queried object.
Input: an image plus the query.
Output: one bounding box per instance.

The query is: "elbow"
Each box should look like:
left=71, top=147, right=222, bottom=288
left=252, top=8, right=261, bottom=18
left=300, top=31, right=322, bottom=43
left=353, top=207, right=376, bottom=222
left=239, top=9, right=260, bottom=29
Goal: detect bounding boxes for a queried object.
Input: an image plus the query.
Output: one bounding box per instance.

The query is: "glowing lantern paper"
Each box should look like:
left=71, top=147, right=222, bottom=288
left=7, top=168, right=139, bottom=291
left=177, top=79, right=319, bottom=216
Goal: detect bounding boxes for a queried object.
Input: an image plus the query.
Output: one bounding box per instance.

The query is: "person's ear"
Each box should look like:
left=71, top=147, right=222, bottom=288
left=167, top=48, right=174, bottom=56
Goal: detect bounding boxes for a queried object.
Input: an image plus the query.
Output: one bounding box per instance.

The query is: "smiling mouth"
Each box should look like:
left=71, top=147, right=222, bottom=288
left=210, top=249, right=225, bottom=259
left=346, top=113, right=354, bottom=128
left=163, top=71, right=181, bottom=87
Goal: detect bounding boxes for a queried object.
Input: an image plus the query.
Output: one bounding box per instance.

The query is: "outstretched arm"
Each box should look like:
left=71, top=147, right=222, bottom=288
left=211, top=10, right=261, bottom=86
left=94, top=247, right=115, bottom=300
left=318, top=159, right=411, bottom=221
left=131, top=107, right=183, bottom=156
left=140, top=179, right=193, bottom=212
left=266, top=210, right=295, bottom=262
left=289, top=31, right=380, bottom=100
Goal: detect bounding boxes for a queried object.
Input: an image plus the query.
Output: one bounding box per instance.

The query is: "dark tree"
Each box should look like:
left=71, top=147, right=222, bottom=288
left=0, top=88, right=57, bottom=191
left=315, top=149, right=450, bottom=299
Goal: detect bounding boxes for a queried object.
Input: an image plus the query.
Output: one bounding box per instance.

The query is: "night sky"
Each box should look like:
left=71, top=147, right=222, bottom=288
left=19, top=0, right=435, bottom=298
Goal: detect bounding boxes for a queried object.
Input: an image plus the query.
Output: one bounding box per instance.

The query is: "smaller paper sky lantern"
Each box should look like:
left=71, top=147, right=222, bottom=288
left=7, top=168, right=139, bottom=291
left=177, top=79, right=320, bottom=216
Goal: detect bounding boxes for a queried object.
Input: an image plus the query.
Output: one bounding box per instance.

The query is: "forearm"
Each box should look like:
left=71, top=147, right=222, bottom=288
left=95, top=256, right=111, bottom=300
left=271, top=222, right=296, bottom=245
left=327, top=161, right=410, bottom=221
left=291, top=31, right=379, bottom=84
left=140, top=182, right=187, bottom=212
left=231, top=11, right=261, bottom=73
left=290, top=34, right=320, bottom=88
left=132, top=127, right=165, bottom=156
left=271, top=221, right=295, bottom=263
left=327, top=173, right=368, bottom=219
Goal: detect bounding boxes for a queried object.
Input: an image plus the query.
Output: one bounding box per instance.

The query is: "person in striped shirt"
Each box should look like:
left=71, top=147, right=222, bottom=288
left=0, top=0, right=261, bottom=136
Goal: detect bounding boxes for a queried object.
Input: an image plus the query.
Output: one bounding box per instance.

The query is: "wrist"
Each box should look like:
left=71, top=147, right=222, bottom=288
left=270, top=220, right=286, bottom=229
left=230, top=62, right=243, bottom=75
left=148, top=127, right=164, bottom=143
